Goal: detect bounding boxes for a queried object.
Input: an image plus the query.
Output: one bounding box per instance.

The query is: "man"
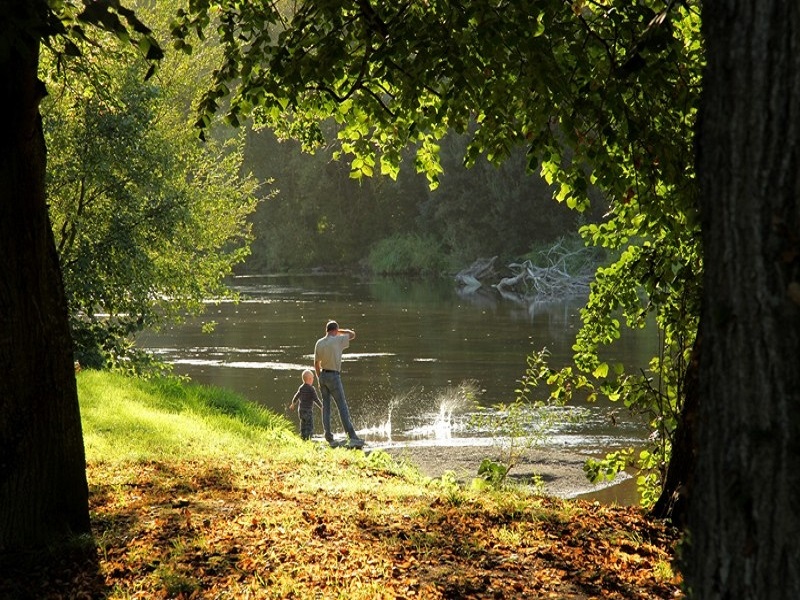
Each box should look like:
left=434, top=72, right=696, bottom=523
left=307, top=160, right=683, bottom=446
left=314, top=320, right=363, bottom=446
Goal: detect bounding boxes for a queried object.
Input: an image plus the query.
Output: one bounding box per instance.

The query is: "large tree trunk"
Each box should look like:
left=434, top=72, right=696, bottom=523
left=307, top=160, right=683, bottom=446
left=0, top=9, right=90, bottom=550
left=686, top=1, right=800, bottom=597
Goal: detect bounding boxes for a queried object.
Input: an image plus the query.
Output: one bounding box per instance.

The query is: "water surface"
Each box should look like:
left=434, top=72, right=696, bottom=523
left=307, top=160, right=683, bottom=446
left=140, top=274, right=656, bottom=454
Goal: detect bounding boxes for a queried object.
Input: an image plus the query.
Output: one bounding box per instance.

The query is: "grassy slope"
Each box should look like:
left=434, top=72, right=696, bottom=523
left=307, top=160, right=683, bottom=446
left=2, top=371, right=682, bottom=599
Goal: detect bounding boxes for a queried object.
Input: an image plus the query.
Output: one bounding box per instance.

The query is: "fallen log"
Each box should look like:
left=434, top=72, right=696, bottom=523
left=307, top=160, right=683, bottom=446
left=454, top=256, right=498, bottom=288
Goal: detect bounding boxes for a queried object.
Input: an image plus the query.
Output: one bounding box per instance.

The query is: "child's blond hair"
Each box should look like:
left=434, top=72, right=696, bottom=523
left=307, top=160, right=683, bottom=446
left=302, top=369, right=314, bottom=384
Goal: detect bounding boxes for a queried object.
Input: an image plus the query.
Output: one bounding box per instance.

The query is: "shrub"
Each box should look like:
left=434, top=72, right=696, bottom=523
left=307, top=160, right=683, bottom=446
left=367, top=234, right=448, bottom=276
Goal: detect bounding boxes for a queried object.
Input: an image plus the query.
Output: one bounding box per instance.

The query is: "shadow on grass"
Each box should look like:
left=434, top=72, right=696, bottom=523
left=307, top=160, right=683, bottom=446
left=0, top=458, right=679, bottom=599
left=349, top=495, right=678, bottom=599
left=0, top=535, right=106, bottom=599
left=1, top=460, right=239, bottom=600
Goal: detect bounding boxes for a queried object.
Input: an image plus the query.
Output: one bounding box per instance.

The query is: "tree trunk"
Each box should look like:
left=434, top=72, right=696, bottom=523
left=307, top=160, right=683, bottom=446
left=650, top=333, right=700, bottom=527
left=686, top=1, right=800, bottom=597
left=0, top=9, right=90, bottom=550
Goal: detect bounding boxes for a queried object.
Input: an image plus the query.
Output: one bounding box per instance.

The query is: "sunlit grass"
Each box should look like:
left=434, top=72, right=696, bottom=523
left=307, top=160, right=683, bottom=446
left=78, top=370, right=432, bottom=499
left=654, top=558, right=679, bottom=583
left=78, top=370, right=295, bottom=462
left=492, top=524, right=524, bottom=546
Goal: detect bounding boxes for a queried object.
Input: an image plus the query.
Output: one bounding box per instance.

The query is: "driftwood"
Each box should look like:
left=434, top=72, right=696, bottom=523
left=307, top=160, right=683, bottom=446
left=454, top=256, right=498, bottom=290
left=456, top=240, right=597, bottom=303
left=495, top=259, right=592, bottom=301
left=495, top=269, right=528, bottom=291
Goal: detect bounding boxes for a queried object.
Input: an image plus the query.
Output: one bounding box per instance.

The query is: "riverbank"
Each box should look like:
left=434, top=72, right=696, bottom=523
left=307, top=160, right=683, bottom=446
left=1, top=370, right=680, bottom=599
left=4, top=454, right=680, bottom=599
left=379, top=444, right=634, bottom=501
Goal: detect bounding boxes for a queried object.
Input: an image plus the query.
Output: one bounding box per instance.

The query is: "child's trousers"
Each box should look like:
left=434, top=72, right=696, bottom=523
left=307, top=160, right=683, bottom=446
left=299, top=409, right=314, bottom=440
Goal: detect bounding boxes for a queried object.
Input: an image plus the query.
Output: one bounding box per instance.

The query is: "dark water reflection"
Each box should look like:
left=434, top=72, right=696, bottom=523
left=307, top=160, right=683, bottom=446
left=140, top=274, right=656, bottom=456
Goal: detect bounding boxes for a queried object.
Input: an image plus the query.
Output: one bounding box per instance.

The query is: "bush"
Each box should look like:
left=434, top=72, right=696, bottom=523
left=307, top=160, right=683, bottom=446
left=367, top=234, right=448, bottom=276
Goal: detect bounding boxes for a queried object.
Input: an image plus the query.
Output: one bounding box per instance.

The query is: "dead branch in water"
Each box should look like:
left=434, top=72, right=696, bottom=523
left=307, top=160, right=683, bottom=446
left=456, top=239, right=597, bottom=303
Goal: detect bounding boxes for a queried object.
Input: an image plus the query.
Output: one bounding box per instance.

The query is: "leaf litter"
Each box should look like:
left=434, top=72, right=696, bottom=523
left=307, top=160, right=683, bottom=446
left=1, top=457, right=683, bottom=599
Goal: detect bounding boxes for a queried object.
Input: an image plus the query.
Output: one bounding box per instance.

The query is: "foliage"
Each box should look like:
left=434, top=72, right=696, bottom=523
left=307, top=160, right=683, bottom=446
left=417, top=134, right=586, bottom=265
left=543, top=3, right=702, bottom=504
left=367, top=233, right=448, bottom=276
left=474, top=458, right=510, bottom=489
left=170, top=2, right=601, bottom=275
left=243, top=128, right=426, bottom=272
left=23, top=1, right=164, bottom=66
left=526, top=334, right=693, bottom=506
left=173, top=0, right=705, bottom=508
left=470, top=398, right=551, bottom=492
left=437, top=470, right=467, bottom=507
left=42, top=4, right=260, bottom=371
left=585, top=449, right=636, bottom=485
left=469, top=349, right=565, bottom=493
left=242, top=128, right=579, bottom=274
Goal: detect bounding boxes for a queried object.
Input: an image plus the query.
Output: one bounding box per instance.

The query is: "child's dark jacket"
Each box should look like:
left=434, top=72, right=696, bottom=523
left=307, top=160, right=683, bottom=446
left=292, top=382, right=321, bottom=412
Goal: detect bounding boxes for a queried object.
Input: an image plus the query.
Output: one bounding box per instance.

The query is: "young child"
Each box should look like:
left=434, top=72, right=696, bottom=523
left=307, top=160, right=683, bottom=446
left=289, top=369, right=323, bottom=440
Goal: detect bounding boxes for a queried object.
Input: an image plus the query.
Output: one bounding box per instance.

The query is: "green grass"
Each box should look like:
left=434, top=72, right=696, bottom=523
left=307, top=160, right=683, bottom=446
left=79, top=370, right=296, bottom=462
left=78, top=369, right=426, bottom=498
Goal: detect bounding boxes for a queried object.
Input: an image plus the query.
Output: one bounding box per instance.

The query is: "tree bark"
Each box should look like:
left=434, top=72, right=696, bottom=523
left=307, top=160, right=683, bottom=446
left=650, top=332, right=700, bottom=527
left=0, top=5, right=90, bottom=550
left=686, top=1, right=800, bottom=596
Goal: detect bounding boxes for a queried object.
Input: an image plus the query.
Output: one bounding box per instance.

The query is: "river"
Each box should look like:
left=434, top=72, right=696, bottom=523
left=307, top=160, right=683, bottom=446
left=140, top=274, right=656, bottom=456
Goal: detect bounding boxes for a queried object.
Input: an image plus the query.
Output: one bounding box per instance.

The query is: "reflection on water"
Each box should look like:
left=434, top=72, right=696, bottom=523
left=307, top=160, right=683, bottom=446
left=140, top=274, right=655, bottom=454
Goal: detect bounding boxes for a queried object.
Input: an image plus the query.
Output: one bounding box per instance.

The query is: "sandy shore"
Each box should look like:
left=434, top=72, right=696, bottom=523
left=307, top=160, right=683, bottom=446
left=375, top=444, right=633, bottom=502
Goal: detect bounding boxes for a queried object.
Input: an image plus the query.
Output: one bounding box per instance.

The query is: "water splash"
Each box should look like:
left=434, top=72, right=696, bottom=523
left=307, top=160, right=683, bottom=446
left=358, top=394, right=399, bottom=441
left=356, top=381, right=648, bottom=451
left=357, top=387, right=420, bottom=441
left=356, top=381, right=480, bottom=442
left=405, top=381, right=479, bottom=440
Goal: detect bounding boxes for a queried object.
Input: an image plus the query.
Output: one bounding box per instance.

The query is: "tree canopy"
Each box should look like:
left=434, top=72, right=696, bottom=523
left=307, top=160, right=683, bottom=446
left=42, top=2, right=260, bottom=370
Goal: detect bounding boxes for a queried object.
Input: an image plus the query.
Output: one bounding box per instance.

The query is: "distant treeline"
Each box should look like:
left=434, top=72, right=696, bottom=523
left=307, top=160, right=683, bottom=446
left=241, top=127, right=607, bottom=275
